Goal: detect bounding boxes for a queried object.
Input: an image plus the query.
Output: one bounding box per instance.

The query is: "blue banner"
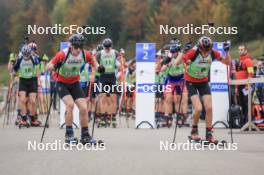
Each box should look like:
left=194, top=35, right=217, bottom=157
left=137, top=83, right=156, bottom=93
left=60, top=42, right=69, bottom=50
left=211, top=83, right=228, bottom=92
left=136, top=43, right=156, bottom=62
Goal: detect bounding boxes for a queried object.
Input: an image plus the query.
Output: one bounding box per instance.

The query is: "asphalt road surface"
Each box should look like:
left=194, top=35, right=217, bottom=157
left=0, top=115, right=263, bottom=175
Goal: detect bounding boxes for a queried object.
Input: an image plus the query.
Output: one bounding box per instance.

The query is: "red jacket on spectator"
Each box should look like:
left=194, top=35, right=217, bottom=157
left=235, top=54, right=254, bottom=80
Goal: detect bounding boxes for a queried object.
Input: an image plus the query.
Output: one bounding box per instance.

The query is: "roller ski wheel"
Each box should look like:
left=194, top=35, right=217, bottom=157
left=188, top=135, right=201, bottom=143
left=112, top=122, right=117, bottom=128
left=98, top=120, right=106, bottom=128
left=188, top=128, right=201, bottom=143
left=156, top=121, right=161, bottom=129
left=202, top=140, right=228, bottom=147
left=111, top=116, right=117, bottom=128
left=202, top=130, right=222, bottom=146
left=155, top=118, right=162, bottom=129
left=80, top=135, right=104, bottom=147
left=18, top=120, right=30, bottom=129
left=106, top=119, right=111, bottom=128
left=30, top=120, right=42, bottom=127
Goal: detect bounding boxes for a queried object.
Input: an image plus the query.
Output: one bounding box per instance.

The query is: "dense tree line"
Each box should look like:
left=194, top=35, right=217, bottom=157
left=0, top=0, right=263, bottom=63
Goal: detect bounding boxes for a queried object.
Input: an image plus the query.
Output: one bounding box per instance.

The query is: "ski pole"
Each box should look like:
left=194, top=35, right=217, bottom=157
left=227, top=59, right=234, bottom=144
left=172, top=80, right=185, bottom=143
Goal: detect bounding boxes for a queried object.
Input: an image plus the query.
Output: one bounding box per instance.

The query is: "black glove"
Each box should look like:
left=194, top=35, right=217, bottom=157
left=162, top=56, right=171, bottom=65
left=223, top=42, right=231, bottom=52
left=54, top=61, right=63, bottom=70
left=97, top=65, right=105, bottom=74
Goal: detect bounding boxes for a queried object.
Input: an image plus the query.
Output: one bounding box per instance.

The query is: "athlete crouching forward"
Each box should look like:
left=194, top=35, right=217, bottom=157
left=46, top=34, right=105, bottom=145
left=174, top=36, right=230, bottom=144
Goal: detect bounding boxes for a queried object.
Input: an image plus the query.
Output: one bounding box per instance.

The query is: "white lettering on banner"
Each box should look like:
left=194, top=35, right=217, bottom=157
left=143, top=43, right=149, bottom=50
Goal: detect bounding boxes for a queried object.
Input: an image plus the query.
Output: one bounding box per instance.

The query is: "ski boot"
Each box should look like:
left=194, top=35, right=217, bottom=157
left=98, top=114, right=106, bottom=128
left=30, top=115, right=42, bottom=127
left=15, top=109, right=21, bottom=125
left=176, top=114, right=183, bottom=128
left=112, top=115, right=117, bottom=128
left=132, top=109, right=135, bottom=120
left=202, top=129, right=219, bottom=146
left=167, top=115, right=173, bottom=128
left=106, top=115, right=111, bottom=128
left=188, top=127, right=201, bottom=143
left=161, top=115, right=168, bottom=127
left=15, top=115, right=21, bottom=126
left=155, top=112, right=163, bottom=129
left=155, top=112, right=161, bottom=129
left=80, top=134, right=104, bottom=146
left=65, top=133, right=78, bottom=145
left=120, top=107, right=126, bottom=117
left=18, top=116, right=30, bottom=129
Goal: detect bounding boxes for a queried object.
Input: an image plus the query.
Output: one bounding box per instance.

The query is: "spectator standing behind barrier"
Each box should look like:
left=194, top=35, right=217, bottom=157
left=255, top=60, right=264, bottom=116
left=235, top=44, right=254, bottom=125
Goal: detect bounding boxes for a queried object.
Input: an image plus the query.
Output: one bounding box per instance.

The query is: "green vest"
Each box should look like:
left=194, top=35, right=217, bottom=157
left=168, top=63, right=184, bottom=76
left=59, top=49, right=85, bottom=78
left=186, top=53, right=212, bottom=79
left=80, top=64, right=90, bottom=82
left=39, top=62, right=45, bottom=74
left=157, top=71, right=167, bottom=84
left=126, top=72, right=136, bottom=85
left=18, top=58, right=37, bottom=79
left=100, top=50, right=116, bottom=73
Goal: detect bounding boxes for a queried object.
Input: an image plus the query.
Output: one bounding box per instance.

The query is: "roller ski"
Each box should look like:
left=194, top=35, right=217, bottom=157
left=176, top=114, right=190, bottom=128
left=155, top=112, right=164, bottom=129
left=106, top=116, right=111, bottom=128
left=111, top=116, right=117, bottom=128
left=156, top=114, right=172, bottom=128
left=155, top=117, right=162, bottom=129
left=65, top=134, right=78, bottom=145
left=30, top=116, right=42, bottom=127
left=97, top=114, right=107, bottom=128
left=176, top=115, right=183, bottom=128
left=80, top=133, right=104, bottom=146
left=200, top=130, right=227, bottom=147
left=188, top=128, right=201, bottom=143
left=15, top=115, right=21, bottom=126
left=18, top=116, right=30, bottom=129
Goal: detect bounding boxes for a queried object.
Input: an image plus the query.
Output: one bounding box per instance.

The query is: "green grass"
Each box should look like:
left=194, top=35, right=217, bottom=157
left=0, top=64, right=9, bottom=87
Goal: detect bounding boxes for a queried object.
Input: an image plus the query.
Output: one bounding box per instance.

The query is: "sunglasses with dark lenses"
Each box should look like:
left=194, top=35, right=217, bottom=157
left=73, top=45, right=83, bottom=49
